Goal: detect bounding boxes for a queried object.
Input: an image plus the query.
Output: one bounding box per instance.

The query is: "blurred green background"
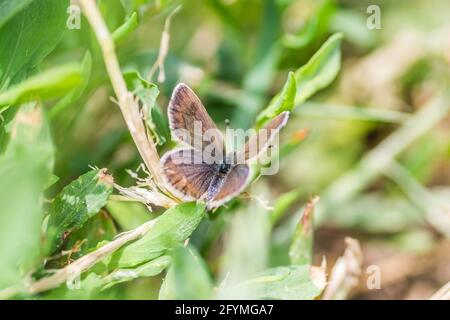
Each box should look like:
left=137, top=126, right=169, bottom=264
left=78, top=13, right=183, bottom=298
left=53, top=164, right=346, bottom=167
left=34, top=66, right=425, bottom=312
left=1, top=0, right=450, bottom=300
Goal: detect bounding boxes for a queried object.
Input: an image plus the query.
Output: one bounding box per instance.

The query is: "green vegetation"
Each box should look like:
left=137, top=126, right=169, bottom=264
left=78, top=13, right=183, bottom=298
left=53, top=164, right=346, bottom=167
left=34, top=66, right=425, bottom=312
left=0, top=0, right=449, bottom=300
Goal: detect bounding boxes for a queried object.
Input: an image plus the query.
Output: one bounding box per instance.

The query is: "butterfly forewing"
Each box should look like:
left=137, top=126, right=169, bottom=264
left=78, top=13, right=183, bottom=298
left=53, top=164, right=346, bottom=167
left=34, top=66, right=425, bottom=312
left=168, top=83, right=225, bottom=158
left=161, top=148, right=218, bottom=201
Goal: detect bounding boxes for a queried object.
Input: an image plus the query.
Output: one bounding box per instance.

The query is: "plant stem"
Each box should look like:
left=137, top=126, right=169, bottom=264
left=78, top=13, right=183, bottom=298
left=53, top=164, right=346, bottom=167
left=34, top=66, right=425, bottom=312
left=0, top=218, right=157, bottom=299
left=384, top=161, right=450, bottom=237
left=78, top=0, right=163, bottom=184
left=430, top=281, right=450, bottom=300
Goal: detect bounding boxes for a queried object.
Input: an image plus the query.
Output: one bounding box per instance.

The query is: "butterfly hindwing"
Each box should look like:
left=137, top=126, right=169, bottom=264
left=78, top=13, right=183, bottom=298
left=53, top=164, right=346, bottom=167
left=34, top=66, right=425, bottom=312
left=208, top=164, right=250, bottom=208
left=161, top=148, right=218, bottom=201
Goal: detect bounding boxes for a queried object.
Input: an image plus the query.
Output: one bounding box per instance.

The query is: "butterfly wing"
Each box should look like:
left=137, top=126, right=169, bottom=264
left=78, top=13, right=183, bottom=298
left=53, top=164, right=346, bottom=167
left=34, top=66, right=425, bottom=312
left=208, top=164, right=250, bottom=209
left=235, top=111, right=290, bottom=163
left=161, top=148, right=218, bottom=201
left=168, top=83, right=225, bottom=156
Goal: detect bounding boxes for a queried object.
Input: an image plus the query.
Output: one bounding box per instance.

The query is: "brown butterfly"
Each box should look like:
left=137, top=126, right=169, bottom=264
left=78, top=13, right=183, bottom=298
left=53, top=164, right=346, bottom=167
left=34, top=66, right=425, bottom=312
left=161, top=83, right=289, bottom=209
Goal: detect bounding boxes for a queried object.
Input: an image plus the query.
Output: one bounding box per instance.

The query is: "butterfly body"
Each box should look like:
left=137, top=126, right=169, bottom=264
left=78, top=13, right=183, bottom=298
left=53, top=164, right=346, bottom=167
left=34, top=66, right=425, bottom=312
left=161, top=83, right=289, bottom=209
left=205, top=166, right=229, bottom=202
left=218, top=162, right=232, bottom=174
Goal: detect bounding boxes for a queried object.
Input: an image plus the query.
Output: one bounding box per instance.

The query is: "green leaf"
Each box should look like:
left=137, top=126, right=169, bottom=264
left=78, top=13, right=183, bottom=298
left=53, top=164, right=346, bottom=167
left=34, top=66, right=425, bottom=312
left=110, top=202, right=205, bottom=268
left=48, top=52, right=93, bottom=119
left=237, top=265, right=325, bottom=300
left=123, top=70, right=170, bottom=145
left=112, top=11, right=139, bottom=44
left=45, top=169, right=114, bottom=256
left=65, top=212, right=117, bottom=259
left=0, top=63, right=83, bottom=107
left=294, top=33, right=343, bottom=106
left=0, top=0, right=69, bottom=87
left=50, top=255, right=171, bottom=297
left=0, top=0, right=69, bottom=151
left=101, top=255, right=171, bottom=290
left=256, top=71, right=296, bottom=127
left=159, top=246, right=214, bottom=300
left=289, top=198, right=317, bottom=265
left=0, top=103, right=54, bottom=289
left=43, top=272, right=108, bottom=300
left=0, top=0, right=33, bottom=29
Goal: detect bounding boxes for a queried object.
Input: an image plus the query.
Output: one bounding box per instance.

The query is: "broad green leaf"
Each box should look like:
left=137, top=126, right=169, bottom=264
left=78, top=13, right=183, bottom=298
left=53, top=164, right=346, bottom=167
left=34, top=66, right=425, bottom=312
left=0, top=0, right=69, bottom=151
left=124, top=70, right=170, bottom=145
left=237, top=265, right=326, bottom=300
left=0, top=0, right=69, bottom=87
left=43, top=212, right=117, bottom=270
left=294, top=33, right=343, bottom=105
left=112, top=11, right=138, bottom=44
left=47, top=249, right=169, bottom=298
left=0, top=103, right=53, bottom=289
left=45, top=169, right=114, bottom=256
left=289, top=198, right=317, bottom=265
left=43, top=272, right=109, bottom=300
left=0, top=0, right=33, bottom=29
left=110, top=202, right=205, bottom=268
left=65, top=212, right=117, bottom=259
left=0, top=64, right=83, bottom=107
left=101, top=255, right=171, bottom=290
left=256, top=71, right=296, bottom=127
left=159, top=246, right=214, bottom=300
left=48, top=52, right=93, bottom=119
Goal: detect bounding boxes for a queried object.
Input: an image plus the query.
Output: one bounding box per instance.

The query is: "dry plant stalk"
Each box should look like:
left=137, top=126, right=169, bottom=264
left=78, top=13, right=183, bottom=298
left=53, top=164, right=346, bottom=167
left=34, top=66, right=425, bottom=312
left=322, top=237, right=363, bottom=300
left=430, top=281, right=450, bottom=300
left=28, top=219, right=157, bottom=294
left=148, top=5, right=182, bottom=82
left=78, top=0, right=163, bottom=185
left=0, top=219, right=157, bottom=299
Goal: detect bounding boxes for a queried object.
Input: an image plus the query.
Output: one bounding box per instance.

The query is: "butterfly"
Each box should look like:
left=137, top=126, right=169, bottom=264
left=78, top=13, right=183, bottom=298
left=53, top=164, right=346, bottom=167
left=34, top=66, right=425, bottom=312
left=161, top=83, right=290, bottom=209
